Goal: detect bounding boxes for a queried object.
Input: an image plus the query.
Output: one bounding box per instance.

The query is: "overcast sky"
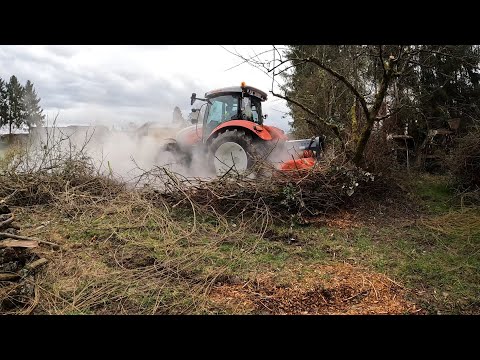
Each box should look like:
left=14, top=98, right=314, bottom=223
left=0, top=45, right=292, bottom=131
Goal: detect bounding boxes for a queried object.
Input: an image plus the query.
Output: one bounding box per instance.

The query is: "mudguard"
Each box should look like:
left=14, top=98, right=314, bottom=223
left=207, top=120, right=288, bottom=143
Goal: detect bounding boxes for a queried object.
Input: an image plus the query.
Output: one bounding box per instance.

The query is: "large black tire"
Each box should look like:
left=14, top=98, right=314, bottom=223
left=208, top=129, right=268, bottom=176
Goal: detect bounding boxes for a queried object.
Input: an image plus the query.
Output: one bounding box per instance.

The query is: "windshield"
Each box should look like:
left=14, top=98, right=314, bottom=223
left=205, top=94, right=240, bottom=130
left=204, top=94, right=263, bottom=134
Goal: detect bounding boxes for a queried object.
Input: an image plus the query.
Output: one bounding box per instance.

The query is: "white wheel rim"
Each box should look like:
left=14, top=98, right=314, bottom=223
left=214, top=141, right=248, bottom=175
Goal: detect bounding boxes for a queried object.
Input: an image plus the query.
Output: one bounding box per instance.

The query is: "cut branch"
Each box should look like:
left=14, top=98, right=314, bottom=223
left=0, top=215, right=14, bottom=229
left=24, top=258, right=49, bottom=273
left=0, top=273, right=20, bottom=281
left=0, top=239, right=38, bottom=248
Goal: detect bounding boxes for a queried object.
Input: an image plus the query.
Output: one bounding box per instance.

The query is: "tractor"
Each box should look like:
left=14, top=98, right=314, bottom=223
left=163, top=82, right=323, bottom=176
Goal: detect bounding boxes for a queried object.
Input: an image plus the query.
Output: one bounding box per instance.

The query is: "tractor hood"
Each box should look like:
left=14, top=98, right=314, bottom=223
left=175, top=124, right=202, bottom=147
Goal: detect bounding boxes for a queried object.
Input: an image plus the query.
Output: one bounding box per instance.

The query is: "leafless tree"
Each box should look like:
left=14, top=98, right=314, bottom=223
left=223, top=45, right=468, bottom=167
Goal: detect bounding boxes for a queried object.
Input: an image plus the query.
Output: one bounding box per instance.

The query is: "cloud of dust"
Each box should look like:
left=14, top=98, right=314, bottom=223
left=28, top=123, right=217, bottom=183
left=262, top=138, right=308, bottom=165
left=26, top=122, right=317, bottom=183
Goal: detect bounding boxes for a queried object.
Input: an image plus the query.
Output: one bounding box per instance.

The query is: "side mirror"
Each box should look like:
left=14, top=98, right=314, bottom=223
left=263, top=114, right=268, bottom=119
left=190, top=109, right=199, bottom=124
left=190, top=93, right=196, bottom=106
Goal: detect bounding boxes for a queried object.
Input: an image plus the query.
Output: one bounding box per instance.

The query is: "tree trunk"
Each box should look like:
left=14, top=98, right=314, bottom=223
left=352, top=120, right=374, bottom=166
left=352, top=64, right=394, bottom=166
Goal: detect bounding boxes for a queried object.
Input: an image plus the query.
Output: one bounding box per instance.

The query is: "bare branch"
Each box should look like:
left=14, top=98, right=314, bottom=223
left=0, top=215, right=14, bottom=229
left=301, top=56, right=370, bottom=121
left=270, top=89, right=343, bottom=143
left=273, top=45, right=283, bottom=63
left=220, top=46, right=275, bottom=71
left=375, top=106, right=404, bottom=122
left=222, top=46, right=284, bottom=89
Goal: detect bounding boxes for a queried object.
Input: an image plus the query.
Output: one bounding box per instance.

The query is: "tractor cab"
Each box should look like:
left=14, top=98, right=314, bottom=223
left=190, top=83, right=268, bottom=141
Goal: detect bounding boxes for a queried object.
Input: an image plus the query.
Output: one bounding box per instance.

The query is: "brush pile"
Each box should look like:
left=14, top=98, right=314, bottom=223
left=0, top=156, right=125, bottom=208
left=138, top=163, right=392, bottom=222
left=1, top=146, right=396, bottom=224
left=0, top=204, right=50, bottom=313
left=0, top=131, right=400, bottom=224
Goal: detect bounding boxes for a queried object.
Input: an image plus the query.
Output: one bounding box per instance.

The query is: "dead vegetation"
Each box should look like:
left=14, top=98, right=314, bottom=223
left=4, top=193, right=258, bottom=314
left=0, top=143, right=263, bottom=313
left=0, top=131, right=465, bottom=315
left=137, top=160, right=401, bottom=226
left=0, top=162, right=414, bottom=314
left=0, top=138, right=400, bottom=314
left=0, top=204, right=49, bottom=314
left=449, top=129, right=480, bottom=187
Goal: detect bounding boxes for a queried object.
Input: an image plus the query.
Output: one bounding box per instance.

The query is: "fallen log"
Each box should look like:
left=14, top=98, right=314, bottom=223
left=0, top=232, right=60, bottom=249
left=0, top=239, right=38, bottom=248
left=23, top=258, right=48, bottom=273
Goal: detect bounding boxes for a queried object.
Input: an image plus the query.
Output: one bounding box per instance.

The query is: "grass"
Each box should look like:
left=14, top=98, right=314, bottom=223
left=413, top=173, right=454, bottom=214
left=284, top=206, right=480, bottom=314
left=3, top=168, right=479, bottom=314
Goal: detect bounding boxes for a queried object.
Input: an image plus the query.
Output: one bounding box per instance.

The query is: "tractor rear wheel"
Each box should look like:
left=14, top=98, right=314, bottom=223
left=208, top=129, right=267, bottom=176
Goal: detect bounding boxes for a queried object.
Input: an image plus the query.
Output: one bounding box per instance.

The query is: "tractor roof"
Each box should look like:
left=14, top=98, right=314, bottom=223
left=205, top=85, right=268, bottom=101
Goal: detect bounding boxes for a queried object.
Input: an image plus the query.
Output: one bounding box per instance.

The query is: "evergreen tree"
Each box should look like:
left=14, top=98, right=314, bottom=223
left=409, top=45, right=480, bottom=131
left=6, top=75, right=25, bottom=134
left=283, top=45, right=368, bottom=139
left=22, top=80, right=45, bottom=130
left=0, top=78, right=8, bottom=129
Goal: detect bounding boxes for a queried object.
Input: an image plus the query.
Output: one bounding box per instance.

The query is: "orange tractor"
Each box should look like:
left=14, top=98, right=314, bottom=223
left=163, top=83, right=323, bottom=176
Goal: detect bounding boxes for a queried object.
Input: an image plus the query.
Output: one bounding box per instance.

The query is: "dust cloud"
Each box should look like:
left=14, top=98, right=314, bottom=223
left=28, top=123, right=216, bottom=182
left=24, top=123, right=312, bottom=183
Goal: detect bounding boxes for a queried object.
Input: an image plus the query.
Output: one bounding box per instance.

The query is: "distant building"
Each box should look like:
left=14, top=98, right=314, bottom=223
left=0, top=133, right=29, bottom=146
left=29, top=125, right=110, bottom=146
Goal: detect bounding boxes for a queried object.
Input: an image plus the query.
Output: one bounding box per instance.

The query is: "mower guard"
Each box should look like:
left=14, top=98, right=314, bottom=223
left=279, top=136, right=323, bottom=171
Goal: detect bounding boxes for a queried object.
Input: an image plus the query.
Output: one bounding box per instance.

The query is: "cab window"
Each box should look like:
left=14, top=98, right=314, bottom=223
left=240, top=96, right=263, bottom=124
left=205, top=95, right=240, bottom=132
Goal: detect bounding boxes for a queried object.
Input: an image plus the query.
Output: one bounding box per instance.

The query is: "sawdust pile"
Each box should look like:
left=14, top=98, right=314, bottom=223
left=210, top=263, right=419, bottom=315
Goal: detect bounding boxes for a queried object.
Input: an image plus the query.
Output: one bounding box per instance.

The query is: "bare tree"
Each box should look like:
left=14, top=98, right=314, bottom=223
left=223, top=45, right=471, bottom=167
